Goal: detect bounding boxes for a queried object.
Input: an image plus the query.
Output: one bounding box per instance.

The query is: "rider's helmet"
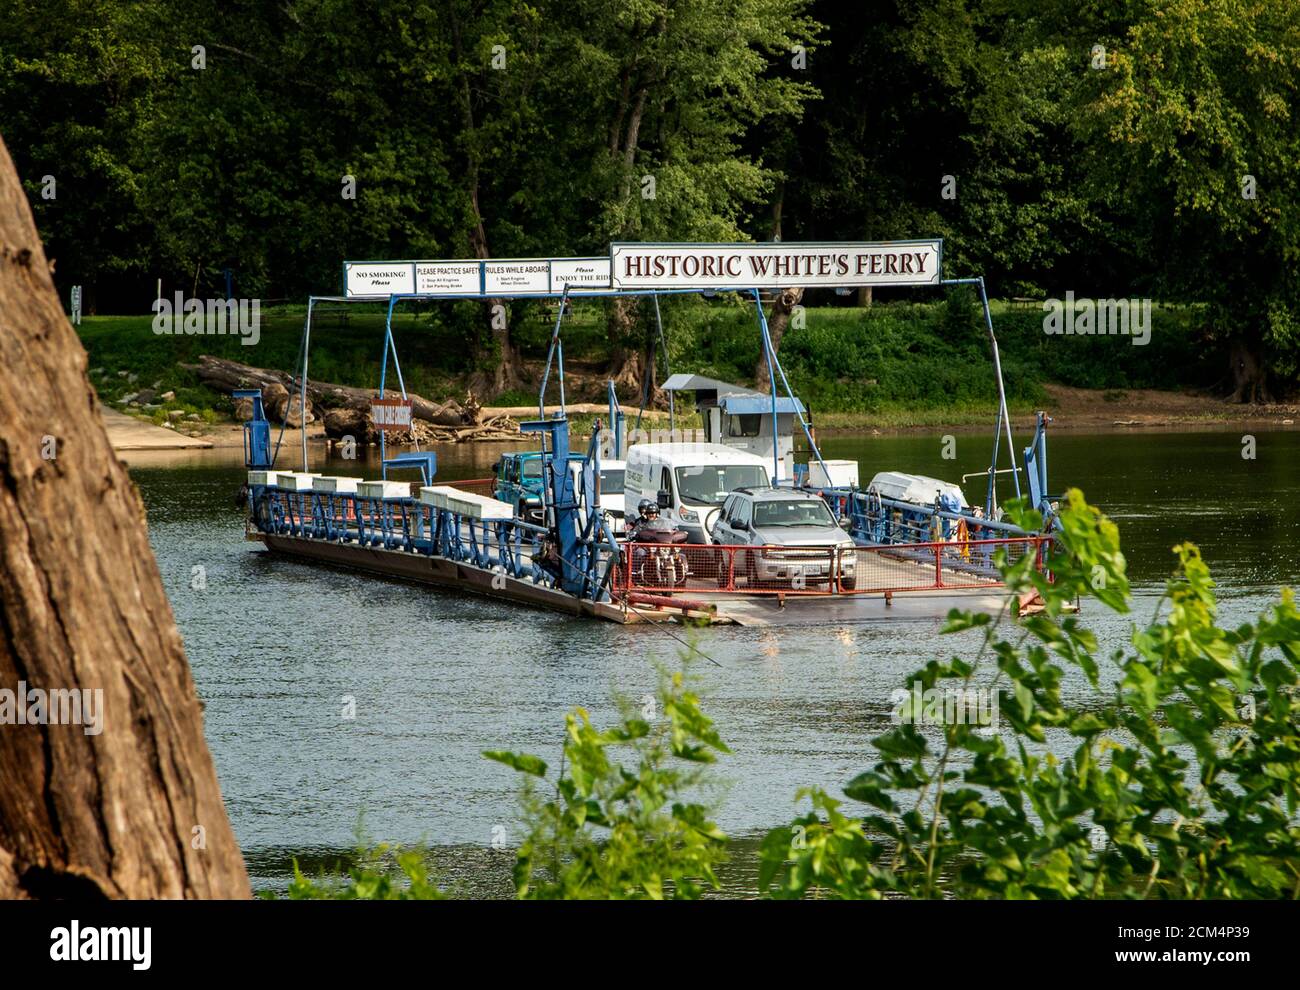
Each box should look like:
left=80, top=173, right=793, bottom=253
left=637, top=498, right=654, bottom=518
left=644, top=503, right=660, bottom=520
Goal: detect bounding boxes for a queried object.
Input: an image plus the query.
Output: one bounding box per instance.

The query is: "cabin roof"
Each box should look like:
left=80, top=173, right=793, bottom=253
left=718, top=394, right=806, bottom=415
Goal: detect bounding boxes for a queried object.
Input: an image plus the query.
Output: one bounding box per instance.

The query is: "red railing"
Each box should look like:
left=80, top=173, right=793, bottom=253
left=448, top=477, right=498, bottom=498
left=610, top=537, right=1050, bottom=597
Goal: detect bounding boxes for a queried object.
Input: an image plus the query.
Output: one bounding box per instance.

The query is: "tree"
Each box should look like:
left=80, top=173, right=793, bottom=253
left=1056, top=0, right=1300, bottom=401
left=552, top=0, right=824, bottom=398
left=752, top=287, right=803, bottom=390
left=0, top=135, right=249, bottom=899
left=0, top=0, right=176, bottom=311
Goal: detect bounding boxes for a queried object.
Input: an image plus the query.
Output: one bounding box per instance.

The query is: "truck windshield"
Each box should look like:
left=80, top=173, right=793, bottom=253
left=753, top=499, right=836, bottom=528
left=522, top=459, right=543, bottom=480
left=674, top=464, right=769, bottom=506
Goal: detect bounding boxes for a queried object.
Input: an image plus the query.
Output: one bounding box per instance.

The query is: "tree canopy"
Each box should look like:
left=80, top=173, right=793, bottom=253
left=3, top=0, right=1297, bottom=398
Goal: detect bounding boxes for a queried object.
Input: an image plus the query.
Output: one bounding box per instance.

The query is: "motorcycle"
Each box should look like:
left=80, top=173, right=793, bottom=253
left=628, top=521, right=690, bottom=588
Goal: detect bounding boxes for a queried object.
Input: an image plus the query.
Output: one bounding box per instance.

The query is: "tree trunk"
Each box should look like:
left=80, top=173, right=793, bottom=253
left=753, top=287, right=805, bottom=392
left=186, top=355, right=475, bottom=426
left=606, top=299, right=666, bottom=408
left=0, top=135, right=250, bottom=898
left=451, top=12, right=525, bottom=399
left=1229, top=340, right=1273, bottom=404
left=468, top=185, right=524, bottom=396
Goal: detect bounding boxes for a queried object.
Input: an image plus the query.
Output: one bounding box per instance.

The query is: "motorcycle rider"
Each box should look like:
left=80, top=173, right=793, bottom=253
left=627, top=498, right=656, bottom=542
left=626, top=501, right=687, bottom=586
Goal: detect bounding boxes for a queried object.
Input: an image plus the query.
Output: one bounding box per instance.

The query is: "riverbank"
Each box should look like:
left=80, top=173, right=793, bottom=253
left=814, top=383, right=1299, bottom=434
left=102, top=382, right=1297, bottom=453
left=80, top=303, right=1296, bottom=451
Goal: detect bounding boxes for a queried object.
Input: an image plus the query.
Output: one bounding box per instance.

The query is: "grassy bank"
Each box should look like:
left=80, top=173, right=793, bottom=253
left=75, top=294, right=1221, bottom=427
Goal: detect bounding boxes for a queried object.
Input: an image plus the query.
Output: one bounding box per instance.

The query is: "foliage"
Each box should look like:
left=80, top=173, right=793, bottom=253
left=484, top=666, right=730, bottom=899
left=286, top=841, right=446, bottom=900
left=759, top=489, right=1300, bottom=899
left=6, top=0, right=1297, bottom=394
left=73, top=296, right=1214, bottom=420
left=1064, top=0, right=1300, bottom=388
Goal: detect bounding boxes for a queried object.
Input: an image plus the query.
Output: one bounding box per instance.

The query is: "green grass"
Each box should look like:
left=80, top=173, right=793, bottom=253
left=75, top=294, right=1220, bottom=425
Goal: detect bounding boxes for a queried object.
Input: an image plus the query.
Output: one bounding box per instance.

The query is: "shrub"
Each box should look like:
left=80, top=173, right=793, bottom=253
left=760, top=490, right=1300, bottom=899
left=484, top=667, right=730, bottom=900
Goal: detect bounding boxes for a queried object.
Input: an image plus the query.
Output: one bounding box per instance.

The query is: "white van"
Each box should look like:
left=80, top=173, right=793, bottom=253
left=624, top=443, right=770, bottom=544
left=566, top=458, right=627, bottom=535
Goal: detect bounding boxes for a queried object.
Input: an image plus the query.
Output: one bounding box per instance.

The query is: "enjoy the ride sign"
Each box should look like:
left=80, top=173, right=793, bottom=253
left=609, top=240, right=942, bottom=290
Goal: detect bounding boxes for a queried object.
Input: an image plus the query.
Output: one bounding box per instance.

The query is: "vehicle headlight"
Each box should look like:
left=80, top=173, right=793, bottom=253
left=679, top=509, right=699, bottom=522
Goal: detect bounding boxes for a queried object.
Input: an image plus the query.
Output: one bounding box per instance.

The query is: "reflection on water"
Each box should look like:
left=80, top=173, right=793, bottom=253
left=128, top=430, right=1299, bottom=894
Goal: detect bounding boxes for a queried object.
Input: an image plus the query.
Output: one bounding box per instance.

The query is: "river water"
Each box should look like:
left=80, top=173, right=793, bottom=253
left=127, top=428, right=1298, bottom=895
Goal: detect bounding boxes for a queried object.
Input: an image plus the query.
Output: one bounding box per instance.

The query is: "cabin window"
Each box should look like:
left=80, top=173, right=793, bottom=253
left=727, top=414, right=762, bottom=438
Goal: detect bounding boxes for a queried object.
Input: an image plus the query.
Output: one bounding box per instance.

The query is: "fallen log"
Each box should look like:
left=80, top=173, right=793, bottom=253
left=185, top=354, right=474, bottom=427
left=483, top=402, right=672, bottom=419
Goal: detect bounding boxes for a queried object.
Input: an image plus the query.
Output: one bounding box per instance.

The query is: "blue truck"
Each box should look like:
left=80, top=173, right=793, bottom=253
left=493, top=451, right=627, bottom=532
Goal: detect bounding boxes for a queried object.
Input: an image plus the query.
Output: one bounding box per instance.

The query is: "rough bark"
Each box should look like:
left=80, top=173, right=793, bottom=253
left=1229, top=340, right=1273, bottom=404
left=605, top=295, right=665, bottom=407
left=0, top=135, right=250, bottom=898
left=451, top=10, right=525, bottom=397
left=320, top=405, right=518, bottom=444
left=753, top=287, right=805, bottom=392
left=187, top=354, right=475, bottom=426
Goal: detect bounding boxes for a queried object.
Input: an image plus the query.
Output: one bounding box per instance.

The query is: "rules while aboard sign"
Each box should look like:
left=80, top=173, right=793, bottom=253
left=609, top=241, right=942, bottom=290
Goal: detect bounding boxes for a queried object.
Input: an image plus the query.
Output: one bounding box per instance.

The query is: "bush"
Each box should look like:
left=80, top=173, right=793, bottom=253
left=760, top=490, right=1300, bottom=899
left=485, top=667, right=730, bottom=900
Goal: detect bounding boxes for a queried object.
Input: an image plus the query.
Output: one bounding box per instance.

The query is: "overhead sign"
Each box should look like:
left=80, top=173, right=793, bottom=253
left=415, top=262, right=479, bottom=295
left=370, top=398, right=414, bottom=432
left=343, top=257, right=611, bottom=299
left=344, top=264, right=416, bottom=296
left=609, top=240, right=942, bottom=290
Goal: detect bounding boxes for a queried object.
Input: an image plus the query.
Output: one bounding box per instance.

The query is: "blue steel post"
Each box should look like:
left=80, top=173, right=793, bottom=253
left=751, top=289, right=782, bottom=483
left=299, top=297, right=315, bottom=472
left=520, top=416, right=583, bottom=595
left=234, top=390, right=271, bottom=468
left=557, top=336, right=567, bottom=414
left=978, top=276, right=1019, bottom=502
left=379, top=295, right=398, bottom=478
left=652, top=292, right=674, bottom=433
left=538, top=286, right=571, bottom=419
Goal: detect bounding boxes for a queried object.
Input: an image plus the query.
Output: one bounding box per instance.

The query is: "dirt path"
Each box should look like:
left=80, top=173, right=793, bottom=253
left=1037, top=384, right=1298, bottom=430
left=101, top=405, right=213, bottom=450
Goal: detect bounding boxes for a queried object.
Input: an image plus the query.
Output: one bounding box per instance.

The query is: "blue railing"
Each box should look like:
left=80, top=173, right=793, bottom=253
left=247, top=485, right=589, bottom=593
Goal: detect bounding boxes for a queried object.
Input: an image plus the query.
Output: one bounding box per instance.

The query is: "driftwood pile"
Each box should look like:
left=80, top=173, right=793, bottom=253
left=184, top=354, right=521, bottom=443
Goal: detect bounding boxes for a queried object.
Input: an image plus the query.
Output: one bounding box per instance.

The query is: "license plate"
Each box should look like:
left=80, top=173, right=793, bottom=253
left=793, top=563, right=824, bottom=576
